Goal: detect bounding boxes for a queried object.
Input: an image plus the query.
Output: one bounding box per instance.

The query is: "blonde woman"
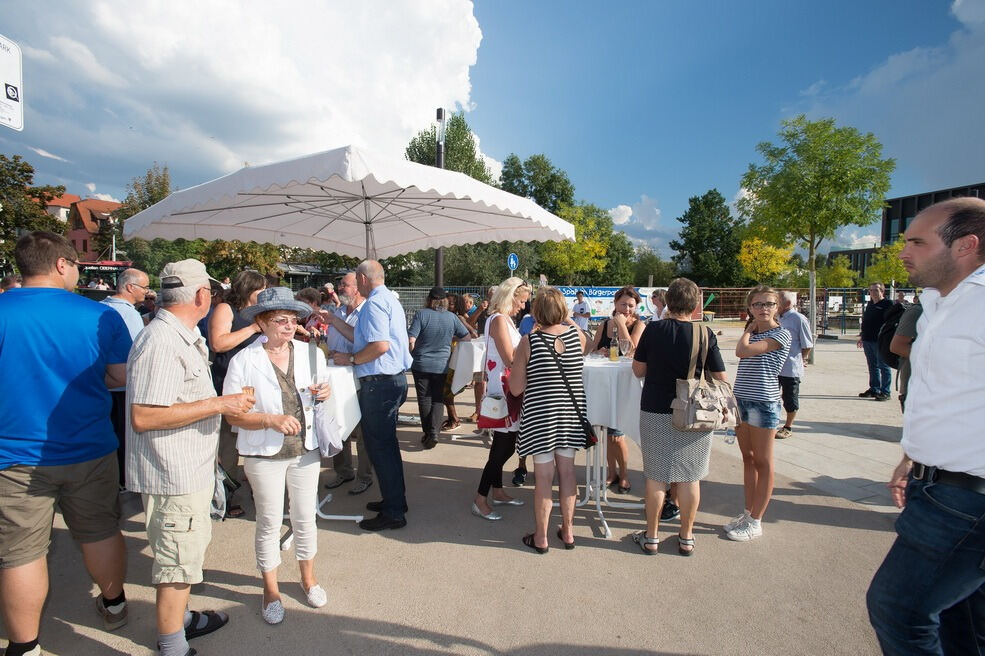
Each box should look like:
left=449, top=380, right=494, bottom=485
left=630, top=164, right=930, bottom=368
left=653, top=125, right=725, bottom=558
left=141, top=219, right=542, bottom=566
left=510, top=287, right=587, bottom=552
left=470, top=277, right=532, bottom=520
left=725, top=285, right=791, bottom=542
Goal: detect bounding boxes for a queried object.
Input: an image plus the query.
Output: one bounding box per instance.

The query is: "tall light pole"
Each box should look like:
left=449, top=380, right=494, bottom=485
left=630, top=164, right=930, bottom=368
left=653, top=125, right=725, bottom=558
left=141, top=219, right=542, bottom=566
left=434, top=107, right=445, bottom=287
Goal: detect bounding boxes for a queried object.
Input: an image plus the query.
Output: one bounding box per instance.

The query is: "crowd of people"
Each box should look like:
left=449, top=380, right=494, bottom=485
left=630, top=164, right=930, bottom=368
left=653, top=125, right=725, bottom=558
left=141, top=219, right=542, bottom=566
left=1, top=195, right=983, bottom=654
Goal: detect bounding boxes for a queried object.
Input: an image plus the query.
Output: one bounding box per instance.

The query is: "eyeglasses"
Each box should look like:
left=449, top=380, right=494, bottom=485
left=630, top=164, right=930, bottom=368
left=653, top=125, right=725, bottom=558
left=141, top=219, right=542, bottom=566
left=751, top=302, right=777, bottom=309
left=62, top=257, right=80, bottom=268
left=269, top=316, right=300, bottom=326
left=128, top=282, right=151, bottom=291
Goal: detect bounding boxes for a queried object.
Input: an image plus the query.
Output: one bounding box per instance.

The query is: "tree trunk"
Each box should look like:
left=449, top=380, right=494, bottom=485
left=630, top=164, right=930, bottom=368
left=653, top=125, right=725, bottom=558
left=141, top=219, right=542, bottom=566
left=807, top=240, right=817, bottom=364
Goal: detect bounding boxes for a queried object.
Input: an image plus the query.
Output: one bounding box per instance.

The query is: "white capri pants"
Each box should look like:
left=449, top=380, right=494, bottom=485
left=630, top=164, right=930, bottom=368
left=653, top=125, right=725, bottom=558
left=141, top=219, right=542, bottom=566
left=243, top=449, right=321, bottom=572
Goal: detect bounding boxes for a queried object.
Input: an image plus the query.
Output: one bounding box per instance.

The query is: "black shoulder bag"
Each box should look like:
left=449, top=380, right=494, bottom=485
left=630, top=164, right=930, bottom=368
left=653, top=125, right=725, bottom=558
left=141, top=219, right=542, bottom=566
left=539, top=331, right=597, bottom=448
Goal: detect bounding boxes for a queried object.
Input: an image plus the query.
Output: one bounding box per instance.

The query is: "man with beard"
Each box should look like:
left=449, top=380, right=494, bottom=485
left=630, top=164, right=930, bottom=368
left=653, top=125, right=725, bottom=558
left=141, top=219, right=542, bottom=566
left=866, top=197, right=985, bottom=654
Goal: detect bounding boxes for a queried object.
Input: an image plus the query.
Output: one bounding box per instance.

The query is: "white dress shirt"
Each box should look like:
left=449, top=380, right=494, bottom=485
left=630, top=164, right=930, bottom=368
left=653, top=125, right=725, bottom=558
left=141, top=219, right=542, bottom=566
left=902, top=262, right=985, bottom=477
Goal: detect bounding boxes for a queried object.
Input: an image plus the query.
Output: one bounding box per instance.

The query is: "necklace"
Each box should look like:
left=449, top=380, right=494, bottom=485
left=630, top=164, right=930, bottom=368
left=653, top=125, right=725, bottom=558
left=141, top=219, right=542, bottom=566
left=264, top=343, right=290, bottom=355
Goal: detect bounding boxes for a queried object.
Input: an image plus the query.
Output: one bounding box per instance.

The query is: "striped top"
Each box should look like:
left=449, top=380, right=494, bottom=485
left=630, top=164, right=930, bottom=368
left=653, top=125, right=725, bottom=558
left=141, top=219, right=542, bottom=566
left=733, top=326, right=792, bottom=402
left=517, top=328, right=587, bottom=457
left=126, top=309, right=221, bottom=495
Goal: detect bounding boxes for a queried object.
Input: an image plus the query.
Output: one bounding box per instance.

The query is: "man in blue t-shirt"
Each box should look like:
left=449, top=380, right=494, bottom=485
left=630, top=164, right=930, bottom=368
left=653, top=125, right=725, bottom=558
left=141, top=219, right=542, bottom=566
left=0, top=232, right=132, bottom=656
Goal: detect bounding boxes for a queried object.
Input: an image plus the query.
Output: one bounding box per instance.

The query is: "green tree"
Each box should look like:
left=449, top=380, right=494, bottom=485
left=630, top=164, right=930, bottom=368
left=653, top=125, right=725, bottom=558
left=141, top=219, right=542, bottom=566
left=102, top=163, right=173, bottom=261
left=199, top=240, right=281, bottom=279
left=633, top=247, right=677, bottom=286
left=127, top=238, right=207, bottom=285
left=669, top=189, right=743, bottom=286
left=818, top=255, right=857, bottom=288
left=405, top=112, right=491, bottom=184
left=595, top=230, right=634, bottom=285
left=737, top=237, right=794, bottom=284
left=737, top=115, right=894, bottom=344
left=863, top=239, right=908, bottom=287
left=499, top=153, right=575, bottom=214
left=0, top=154, right=66, bottom=274
left=539, top=203, right=613, bottom=285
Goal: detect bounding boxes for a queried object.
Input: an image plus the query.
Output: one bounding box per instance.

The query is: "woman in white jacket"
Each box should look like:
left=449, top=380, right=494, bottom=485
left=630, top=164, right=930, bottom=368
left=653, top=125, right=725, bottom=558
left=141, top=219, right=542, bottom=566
left=223, top=287, right=331, bottom=625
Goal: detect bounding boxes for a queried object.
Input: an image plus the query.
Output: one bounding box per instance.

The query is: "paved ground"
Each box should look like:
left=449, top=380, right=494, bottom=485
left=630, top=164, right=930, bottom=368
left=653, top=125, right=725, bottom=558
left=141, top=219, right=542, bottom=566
left=3, top=323, right=903, bottom=655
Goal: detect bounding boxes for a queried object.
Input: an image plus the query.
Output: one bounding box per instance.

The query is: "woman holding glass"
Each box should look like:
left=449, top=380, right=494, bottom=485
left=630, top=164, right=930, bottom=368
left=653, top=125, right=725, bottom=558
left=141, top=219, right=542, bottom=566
left=725, top=285, right=791, bottom=542
left=223, top=287, right=332, bottom=624
left=589, top=285, right=646, bottom=493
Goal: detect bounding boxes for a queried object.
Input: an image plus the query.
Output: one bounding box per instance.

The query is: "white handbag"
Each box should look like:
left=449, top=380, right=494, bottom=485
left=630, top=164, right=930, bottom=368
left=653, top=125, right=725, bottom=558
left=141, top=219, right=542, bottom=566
left=308, top=342, right=343, bottom=457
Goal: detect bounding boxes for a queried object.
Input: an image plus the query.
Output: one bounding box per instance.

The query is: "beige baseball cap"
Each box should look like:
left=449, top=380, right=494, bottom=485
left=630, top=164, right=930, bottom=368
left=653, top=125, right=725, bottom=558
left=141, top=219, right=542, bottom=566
left=160, top=259, right=219, bottom=290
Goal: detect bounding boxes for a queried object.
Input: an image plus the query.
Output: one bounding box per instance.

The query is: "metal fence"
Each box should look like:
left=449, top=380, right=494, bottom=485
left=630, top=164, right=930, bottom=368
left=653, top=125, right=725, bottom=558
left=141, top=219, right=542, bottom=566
left=701, top=286, right=917, bottom=336
left=391, top=286, right=487, bottom=326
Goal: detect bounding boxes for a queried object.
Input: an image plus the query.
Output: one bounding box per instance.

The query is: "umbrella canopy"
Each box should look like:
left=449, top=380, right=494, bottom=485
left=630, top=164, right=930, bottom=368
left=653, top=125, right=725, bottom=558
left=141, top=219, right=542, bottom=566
left=124, top=145, right=574, bottom=259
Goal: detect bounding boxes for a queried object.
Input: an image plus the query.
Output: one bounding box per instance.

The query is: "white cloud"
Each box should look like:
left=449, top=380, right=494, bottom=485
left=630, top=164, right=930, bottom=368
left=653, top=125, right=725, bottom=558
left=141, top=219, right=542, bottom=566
left=90, top=192, right=120, bottom=202
left=609, top=204, right=632, bottom=225
left=27, top=147, right=70, bottom=162
left=952, top=0, right=985, bottom=25
left=4, top=1, right=484, bottom=198
left=826, top=226, right=882, bottom=253
left=792, top=0, right=985, bottom=195
left=608, top=194, right=677, bottom=256
left=85, top=183, right=96, bottom=192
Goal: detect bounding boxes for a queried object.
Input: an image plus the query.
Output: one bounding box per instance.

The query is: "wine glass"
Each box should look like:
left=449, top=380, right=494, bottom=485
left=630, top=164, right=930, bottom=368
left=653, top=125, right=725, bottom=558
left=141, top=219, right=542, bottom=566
left=618, top=339, right=632, bottom=358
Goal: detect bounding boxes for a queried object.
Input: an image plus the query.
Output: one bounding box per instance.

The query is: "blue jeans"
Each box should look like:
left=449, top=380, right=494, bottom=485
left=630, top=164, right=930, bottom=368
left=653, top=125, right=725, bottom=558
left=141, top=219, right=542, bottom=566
left=867, top=478, right=985, bottom=654
left=862, top=340, right=891, bottom=396
left=357, top=374, right=408, bottom=521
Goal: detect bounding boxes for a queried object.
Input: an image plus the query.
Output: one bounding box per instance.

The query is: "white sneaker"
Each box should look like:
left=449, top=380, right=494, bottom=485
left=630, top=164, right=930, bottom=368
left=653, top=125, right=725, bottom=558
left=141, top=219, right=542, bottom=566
left=303, top=583, right=327, bottom=608
left=723, top=510, right=750, bottom=532
left=726, top=518, right=763, bottom=542
left=261, top=599, right=285, bottom=624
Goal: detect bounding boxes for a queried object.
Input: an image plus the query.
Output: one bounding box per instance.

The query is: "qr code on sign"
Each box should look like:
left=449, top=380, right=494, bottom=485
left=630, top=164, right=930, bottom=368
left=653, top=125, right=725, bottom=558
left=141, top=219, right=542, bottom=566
left=5, top=84, right=19, bottom=102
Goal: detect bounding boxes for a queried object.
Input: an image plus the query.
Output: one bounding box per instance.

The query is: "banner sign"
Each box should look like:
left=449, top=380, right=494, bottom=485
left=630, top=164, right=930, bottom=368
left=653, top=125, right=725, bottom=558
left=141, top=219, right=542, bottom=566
left=558, top=286, right=670, bottom=319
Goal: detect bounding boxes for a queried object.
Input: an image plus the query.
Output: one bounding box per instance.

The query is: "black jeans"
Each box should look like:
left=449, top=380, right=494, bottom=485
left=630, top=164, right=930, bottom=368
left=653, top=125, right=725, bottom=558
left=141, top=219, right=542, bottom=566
left=357, top=374, right=408, bottom=520
left=110, top=390, right=126, bottom=487
left=477, top=431, right=517, bottom=496
left=412, top=370, right=445, bottom=441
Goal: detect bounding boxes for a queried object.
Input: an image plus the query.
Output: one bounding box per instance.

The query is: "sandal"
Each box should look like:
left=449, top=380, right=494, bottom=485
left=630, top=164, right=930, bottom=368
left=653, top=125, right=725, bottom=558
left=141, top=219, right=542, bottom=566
left=224, top=505, right=245, bottom=519
left=556, top=528, right=575, bottom=550
left=467, top=412, right=479, bottom=423
left=631, top=530, right=659, bottom=555
left=617, top=481, right=632, bottom=494
left=678, top=534, right=695, bottom=557
left=441, top=419, right=461, bottom=431
left=185, top=609, right=229, bottom=640
left=522, top=533, right=549, bottom=554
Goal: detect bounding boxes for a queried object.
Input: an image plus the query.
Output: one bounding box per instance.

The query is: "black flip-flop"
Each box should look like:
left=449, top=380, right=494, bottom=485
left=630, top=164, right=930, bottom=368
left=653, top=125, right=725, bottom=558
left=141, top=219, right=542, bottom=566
left=522, top=533, right=548, bottom=554
left=556, top=528, right=575, bottom=550
left=185, top=610, right=229, bottom=641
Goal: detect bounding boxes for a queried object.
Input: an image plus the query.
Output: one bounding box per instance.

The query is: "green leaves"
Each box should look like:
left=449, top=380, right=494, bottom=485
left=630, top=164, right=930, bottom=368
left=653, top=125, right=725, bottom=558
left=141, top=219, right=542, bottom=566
left=669, top=189, right=744, bottom=286
left=0, top=154, right=67, bottom=274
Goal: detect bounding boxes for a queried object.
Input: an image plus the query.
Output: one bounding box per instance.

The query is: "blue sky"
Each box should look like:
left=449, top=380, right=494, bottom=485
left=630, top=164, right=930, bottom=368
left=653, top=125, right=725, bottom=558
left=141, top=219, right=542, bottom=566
left=2, top=0, right=983, bottom=257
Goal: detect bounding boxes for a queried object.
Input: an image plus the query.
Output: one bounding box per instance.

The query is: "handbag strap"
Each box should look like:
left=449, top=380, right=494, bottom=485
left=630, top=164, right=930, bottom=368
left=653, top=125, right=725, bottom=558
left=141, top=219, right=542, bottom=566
left=687, top=322, right=712, bottom=382
left=307, top=340, right=320, bottom=404
left=538, top=331, right=591, bottom=428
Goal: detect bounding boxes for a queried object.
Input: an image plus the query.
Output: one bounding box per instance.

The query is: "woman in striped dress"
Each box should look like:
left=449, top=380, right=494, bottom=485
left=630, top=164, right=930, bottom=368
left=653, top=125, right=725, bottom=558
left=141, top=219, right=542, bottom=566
left=725, top=285, right=791, bottom=542
left=509, top=287, right=588, bottom=553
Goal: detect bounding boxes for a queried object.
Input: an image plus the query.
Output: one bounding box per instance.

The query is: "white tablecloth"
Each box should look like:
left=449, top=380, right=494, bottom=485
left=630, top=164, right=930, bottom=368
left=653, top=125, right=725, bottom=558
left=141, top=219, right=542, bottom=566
left=320, top=364, right=361, bottom=440
left=581, top=357, right=643, bottom=444
left=449, top=340, right=486, bottom=395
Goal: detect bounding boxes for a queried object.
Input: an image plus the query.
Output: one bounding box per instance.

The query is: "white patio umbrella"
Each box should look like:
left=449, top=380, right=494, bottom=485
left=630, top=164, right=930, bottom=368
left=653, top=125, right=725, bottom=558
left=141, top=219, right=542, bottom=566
left=123, top=145, right=574, bottom=258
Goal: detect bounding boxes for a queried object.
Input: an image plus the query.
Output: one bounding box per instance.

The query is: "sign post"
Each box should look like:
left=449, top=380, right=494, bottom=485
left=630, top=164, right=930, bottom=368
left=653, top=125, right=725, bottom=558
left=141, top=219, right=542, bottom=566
left=0, top=34, right=23, bottom=132
left=507, top=252, right=519, bottom=274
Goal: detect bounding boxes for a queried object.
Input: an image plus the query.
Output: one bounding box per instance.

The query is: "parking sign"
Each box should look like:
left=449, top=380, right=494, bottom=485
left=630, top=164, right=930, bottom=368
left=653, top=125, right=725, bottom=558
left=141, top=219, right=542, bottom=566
left=0, top=34, right=23, bottom=131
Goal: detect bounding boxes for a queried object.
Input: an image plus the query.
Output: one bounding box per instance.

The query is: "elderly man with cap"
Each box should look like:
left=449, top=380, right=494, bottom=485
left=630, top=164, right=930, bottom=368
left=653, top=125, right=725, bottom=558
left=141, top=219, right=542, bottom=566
left=127, top=259, right=255, bottom=656
left=408, top=286, right=471, bottom=449
left=330, top=260, right=413, bottom=531
left=0, top=232, right=131, bottom=656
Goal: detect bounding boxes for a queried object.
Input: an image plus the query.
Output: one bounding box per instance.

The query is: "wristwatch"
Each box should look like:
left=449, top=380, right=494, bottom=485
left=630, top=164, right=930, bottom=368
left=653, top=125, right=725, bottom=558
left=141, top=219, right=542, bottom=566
left=348, top=353, right=355, bottom=365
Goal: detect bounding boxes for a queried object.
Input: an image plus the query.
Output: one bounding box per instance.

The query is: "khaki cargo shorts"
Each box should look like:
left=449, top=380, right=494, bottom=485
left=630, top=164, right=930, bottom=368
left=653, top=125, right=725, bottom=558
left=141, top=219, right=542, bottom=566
left=142, top=486, right=214, bottom=585
left=0, top=452, right=121, bottom=569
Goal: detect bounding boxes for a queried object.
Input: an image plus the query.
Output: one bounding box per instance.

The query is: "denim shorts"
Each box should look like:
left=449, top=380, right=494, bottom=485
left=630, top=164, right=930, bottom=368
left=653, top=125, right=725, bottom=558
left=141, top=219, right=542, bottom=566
left=736, top=398, right=782, bottom=430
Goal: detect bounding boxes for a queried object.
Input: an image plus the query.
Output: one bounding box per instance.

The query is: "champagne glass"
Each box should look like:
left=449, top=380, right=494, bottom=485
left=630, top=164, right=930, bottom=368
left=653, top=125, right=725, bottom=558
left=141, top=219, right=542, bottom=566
left=618, top=339, right=632, bottom=358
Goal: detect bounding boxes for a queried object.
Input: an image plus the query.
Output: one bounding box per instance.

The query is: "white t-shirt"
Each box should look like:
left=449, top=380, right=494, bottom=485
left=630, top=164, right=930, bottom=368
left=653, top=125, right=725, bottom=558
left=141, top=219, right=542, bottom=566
left=902, top=262, right=985, bottom=477
left=572, top=300, right=591, bottom=331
